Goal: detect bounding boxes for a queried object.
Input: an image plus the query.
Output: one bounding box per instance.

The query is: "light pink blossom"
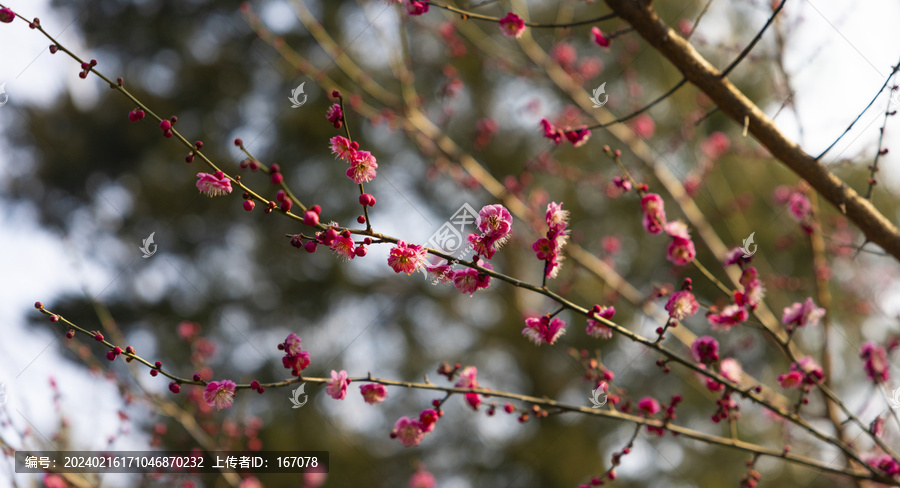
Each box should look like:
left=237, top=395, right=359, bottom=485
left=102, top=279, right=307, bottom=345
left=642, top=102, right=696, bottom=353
left=394, top=416, right=425, bottom=447
left=861, top=342, right=890, bottom=384
left=707, top=304, right=748, bottom=330
left=586, top=305, right=615, bottom=339
left=409, top=469, right=436, bottom=488
left=196, top=171, right=233, bottom=197
left=476, top=204, right=513, bottom=241
left=667, top=236, right=696, bottom=265
left=591, top=26, right=610, bottom=47
left=452, top=263, right=492, bottom=296
left=455, top=366, right=479, bottom=388
left=777, top=370, right=803, bottom=389
left=719, top=358, right=742, bottom=384
left=329, top=234, right=356, bottom=260
left=640, top=193, right=667, bottom=234
left=637, top=396, right=661, bottom=415
left=203, top=380, right=237, bottom=410
left=360, top=384, right=387, bottom=404
left=781, top=297, right=825, bottom=329
left=330, top=135, right=355, bottom=160
left=326, top=370, right=351, bottom=400
left=691, top=336, right=719, bottom=364
left=665, top=290, right=699, bottom=321
left=346, top=150, right=378, bottom=184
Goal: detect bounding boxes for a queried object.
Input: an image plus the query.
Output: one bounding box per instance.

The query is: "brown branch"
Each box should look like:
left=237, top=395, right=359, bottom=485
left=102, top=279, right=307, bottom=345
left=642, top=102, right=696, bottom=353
left=603, top=0, right=900, bottom=261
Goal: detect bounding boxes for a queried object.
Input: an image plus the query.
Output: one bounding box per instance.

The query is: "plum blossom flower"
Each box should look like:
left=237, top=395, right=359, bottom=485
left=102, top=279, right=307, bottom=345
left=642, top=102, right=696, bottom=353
left=203, top=380, right=237, bottom=410
left=540, top=118, right=564, bottom=145
left=700, top=131, right=730, bottom=160
left=403, top=0, right=429, bottom=15
left=777, top=370, right=803, bottom=389
left=533, top=202, right=569, bottom=279
left=565, top=127, right=591, bottom=147
left=637, top=397, right=661, bottom=416
left=781, top=298, right=825, bottom=329
left=329, top=234, right=356, bottom=260
left=691, top=336, right=719, bottom=364
left=409, top=468, right=436, bottom=488
left=360, top=384, right=388, bottom=404
left=425, top=261, right=455, bottom=284
left=476, top=204, right=513, bottom=241
left=394, top=416, right=425, bottom=447
left=281, top=333, right=311, bottom=376
left=545, top=202, right=569, bottom=233
left=455, top=366, right=479, bottom=388
left=498, top=13, right=526, bottom=38
left=723, top=247, right=747, bottom=267
left=326, top=370, right=351, bottom=400
left=586, top=305, right=615, bottom=339
left=388, top=240, right=428, bottom=274
left=869, top=454, right=900, bottom=477
left=788, top=192, right=812, bottom=221
left=522, top=315, right=567, bottom=345
left=325, top=104, right=343, bottom=127
left=792, top=356, right=824, bottom=385
left=707, top=304, right=748, bottom=330
left=735, top=267, right=765, bottom=311
left=667, top=236, right=697, bottom=265
left=330, top=135, right=356, bottom=160
left=665, top=290, right=699, bottom=321
left=591, top=26, right=610, bottom=47
left=346, top=150, right=378, bottom=184
left=860, top=342, right=890, bottom=384
left=719, top=358, right=742, bottom=384
left=419, top=409, right=439, bottom=432
left=453, top=263, right=492, bottom=296
left=465, top=392, right=482, bottom=410
left=196, top=172, right=233, bottom=197
left=640, top=193, right=667, bottom=234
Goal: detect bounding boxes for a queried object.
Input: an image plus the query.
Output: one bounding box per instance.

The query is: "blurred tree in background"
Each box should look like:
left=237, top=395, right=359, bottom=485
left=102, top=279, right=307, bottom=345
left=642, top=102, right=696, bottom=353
left=3, top=0, right=900, bottom=487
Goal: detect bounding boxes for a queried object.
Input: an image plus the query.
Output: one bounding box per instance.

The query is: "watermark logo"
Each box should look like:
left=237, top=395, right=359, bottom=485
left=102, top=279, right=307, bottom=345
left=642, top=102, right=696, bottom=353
left=889, top=387, right=900, bottom=409
left=0, top=382, right=8, bottom=406
left=423, top=203, right=478, bottom=281
left=740, top=232, right=757, bottom=258
left=589, top=82, right=608, bottom=108
left=140, top=232, right=157, bottom=258
left=588, top=387, right=607, bottom=408
left=289, top=383, right=308, bottom=409
left=0, top=82, right=8, bottom=107
left=289, top=82, right=307, bottom=108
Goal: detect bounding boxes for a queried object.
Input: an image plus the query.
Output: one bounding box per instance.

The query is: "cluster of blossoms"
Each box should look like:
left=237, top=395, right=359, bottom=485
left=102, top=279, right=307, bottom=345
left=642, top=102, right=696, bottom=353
left=776, top=356, right=824, bottom=389
left=639, top=193, right=697, bottom=266
left=279, top=333, right=311, bottom=376
left=330, top=135, right=378, bottom=184
left=392, top=408, right=441, bottom=447
left=705, top=249, right=768, bottom=330
left=539, top=118, right=591, bottom=147
left=532, top=202, right=569, bottom=279
left=421, top=204, right=513, bottom=295
left=468, top=204, right=513, bottom=259
left=636, top=395, right=681, bottom=436
left=303, top=225, right=368, bottom=260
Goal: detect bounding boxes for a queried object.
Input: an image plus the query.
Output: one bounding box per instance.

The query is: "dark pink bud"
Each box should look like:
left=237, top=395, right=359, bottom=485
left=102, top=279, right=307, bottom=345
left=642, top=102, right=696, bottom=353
left=331, top=90, right=341, bottom=98
left=163, top=130, right=173, bottom=138
left=356, top=215, right=366, bottom=224
left=193, top=374, right=202, bottom=382
left=275, top=190, right=286, bottom=202
left=194, top=141, right=204, bottom=149
left=107, top=351, right=117, bottom=361
left=125, top=346, right=135, bottom=354
left=0, top=8, right=15, bottom=23
left=271, top=173, right=284, bottom=184
left=79, top=71, right=88, bottom=79
left=159, top=120, right=171, bottom=131
left=280, top=199, right=292, bottom=212
left=94, top=332, right=104, bottom=341
left=250, top=380, right=260, bottom=390
left=185, top=153, right=194, bottom=163
left=155, top=361, right=162, bottom=368
left=150, top=369, right=159, bottom=377
left=359, top=194, right=369, bottom=206
left=257, top=386, right=265, bottom=394
left=169, top=382, right=181, bottom=394
left=243, top=200, right=256, bottom=211
left=49, top=45, right=58, bottom=54
left=169, top=116, right=177, bottom=125
left=303, top=210, right=319, bottom=226
left=354, top=246, right=367, bottom=257
left=234, top=138, right=243, bottom=147
left=304, top=241, right=318, bottom=253
left=34, top=301, right=44, bottom=309
left=65, top=330, right=75, bottom=339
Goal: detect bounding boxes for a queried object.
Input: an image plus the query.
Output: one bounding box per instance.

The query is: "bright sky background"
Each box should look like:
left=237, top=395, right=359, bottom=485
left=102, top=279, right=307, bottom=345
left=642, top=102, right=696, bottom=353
left=1, top=0, right=899, bottom=486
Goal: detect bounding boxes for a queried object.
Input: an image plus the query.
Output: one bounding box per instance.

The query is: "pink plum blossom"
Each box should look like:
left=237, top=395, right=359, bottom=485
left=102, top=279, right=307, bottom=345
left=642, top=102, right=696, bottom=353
left=777, top=370, right=803, bottom=389
left=667, top=236, right=697, bottom=265
left=452, top=263, right=492, bottom=296
left=788, top=192, right=812, bottom=221
left=360, top=384, right=388, bottom=404
left=665, top=290, right=699, bottom=321
left=326, top=370, right=351, bottom=400
left=781, top=297, right=825, bottom=329
left=281, top=333, right=311, bottom=376
left=498, top=13, right=526, bottom=38
left=522, top=315, right=567, bottom=346
left=203, top=380, right=237, bottom=410
left=637, top=396, right=661, bottom=415
left=196, top=172, right=233, bottom=197
left=346, top=150, right=378, bottom=184
left=586, top=305, right=615, bottom=339
left=394, top=416, right=425, bottom=447
left=861, top=342, right=889, bottom=384
left=409, top=469, right=436, bottom=488
left=476, top=204, right=513, bottom=241
left=691, top=336, right=719, bottom=364
left=707, top=304, right=748, bottom=330
left=329, top=234, right=356, bottom=260
left=403, top=0, right=429, bottom=15
left=388, top=240, right=428, bottom=274
left=719, top=358, right=742, bottom=383
left=540, top=118, right=564, bottom=145
left=455, top=366, right=479, bottom=388
left=330, top=135, right=355, bottom=160
left=565, top=127, right=591, bottom=147
left=640, top=193, right=667, bottom=234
